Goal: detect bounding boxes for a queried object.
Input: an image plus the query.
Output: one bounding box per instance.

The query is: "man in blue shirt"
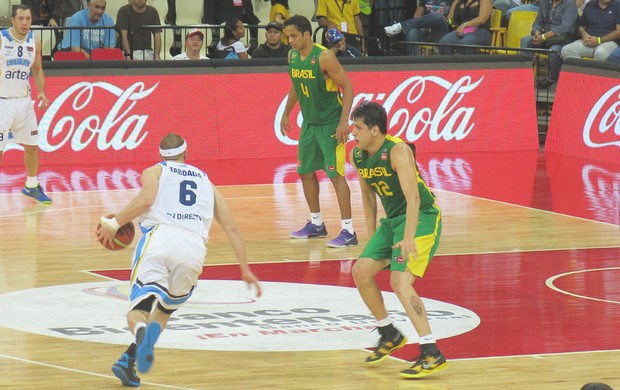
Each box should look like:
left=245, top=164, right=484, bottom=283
left=561, top=0, right=620, bottom=63
left=60, top=0, right=116, bottom=58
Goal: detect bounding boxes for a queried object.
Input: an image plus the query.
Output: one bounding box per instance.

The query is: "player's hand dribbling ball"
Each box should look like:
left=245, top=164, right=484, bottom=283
left=96, top=214, right=135, bottom=250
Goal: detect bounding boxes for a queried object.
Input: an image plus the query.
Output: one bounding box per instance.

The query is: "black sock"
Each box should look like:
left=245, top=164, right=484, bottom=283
left=420, top=343, right=440, bottom=356
left=125, top=343, right=137, bottom=359
left=378, top=323, right=397, bottom=339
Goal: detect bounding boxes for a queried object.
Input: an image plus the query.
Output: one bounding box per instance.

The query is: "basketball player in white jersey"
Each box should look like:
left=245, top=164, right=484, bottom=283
left=0, top=5, right=51, bottom=203
left=96, top=133, right=262, bottom=387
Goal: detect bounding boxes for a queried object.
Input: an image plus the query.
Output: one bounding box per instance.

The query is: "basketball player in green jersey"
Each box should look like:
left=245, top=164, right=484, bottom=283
left=349, top=101, right=448, bottom=379
left=281, top=14, right=357, bottom=248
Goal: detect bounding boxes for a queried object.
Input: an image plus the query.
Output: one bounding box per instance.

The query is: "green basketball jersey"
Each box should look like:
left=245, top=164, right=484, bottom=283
left=289, top=45, right=342, bottom=125
left=353, top=136, right=437, bottom=218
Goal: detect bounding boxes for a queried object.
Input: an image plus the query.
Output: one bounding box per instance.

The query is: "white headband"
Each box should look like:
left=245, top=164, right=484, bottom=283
left=159, top=140, right=187, bottom=157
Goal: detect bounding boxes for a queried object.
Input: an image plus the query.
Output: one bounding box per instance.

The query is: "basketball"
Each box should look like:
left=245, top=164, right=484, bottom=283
left=97, top=214, right=135, bottom=250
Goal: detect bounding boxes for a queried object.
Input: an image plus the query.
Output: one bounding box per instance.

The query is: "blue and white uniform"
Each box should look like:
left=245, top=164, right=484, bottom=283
left=0, top=29, right=39, bottom=151
left=129, top=160, right=215, bottom=311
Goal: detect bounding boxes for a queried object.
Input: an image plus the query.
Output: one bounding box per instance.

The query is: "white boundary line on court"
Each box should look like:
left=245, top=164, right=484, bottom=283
left=546, top=267, right=620, bottom=304
left=0, top=353, right=196, bottom=389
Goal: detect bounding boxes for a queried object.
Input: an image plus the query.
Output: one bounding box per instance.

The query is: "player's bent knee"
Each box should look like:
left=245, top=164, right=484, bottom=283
left=132, top=295, right=156, bottom=313
left=157, top=302, right=177, bottom=315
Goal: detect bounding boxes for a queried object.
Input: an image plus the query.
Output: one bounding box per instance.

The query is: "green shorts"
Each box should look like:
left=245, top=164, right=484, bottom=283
left=297, top=121, right=346, bottom=178
left=359, top=206, right=442, bottom=277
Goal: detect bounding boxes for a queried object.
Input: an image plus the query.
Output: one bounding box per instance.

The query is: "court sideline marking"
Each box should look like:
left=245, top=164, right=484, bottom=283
left=0, top=353, right=197, bottom=390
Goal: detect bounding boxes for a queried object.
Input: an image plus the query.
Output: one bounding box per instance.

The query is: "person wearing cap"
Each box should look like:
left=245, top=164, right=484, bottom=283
left=326, top=28, right=363, bottom=58
left=251, top=21, right=291, bottom=58
left=172, top=28, right=209, bottom=60
left=100, top=132, right=262, bottom=387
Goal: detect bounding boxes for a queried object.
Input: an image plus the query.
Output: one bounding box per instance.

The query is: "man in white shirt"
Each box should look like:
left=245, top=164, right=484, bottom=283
left=172, top=28, right=209, bottom=60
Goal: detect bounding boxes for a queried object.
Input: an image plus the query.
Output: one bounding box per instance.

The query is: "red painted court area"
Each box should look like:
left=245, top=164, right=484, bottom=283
left=6, top=147, right=620, bottom=360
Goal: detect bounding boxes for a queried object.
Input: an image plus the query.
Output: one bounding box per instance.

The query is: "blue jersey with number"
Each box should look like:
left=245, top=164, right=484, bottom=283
left=140, top=161, right=215, bottom=241
left=0, top=29, right=36, bottom=98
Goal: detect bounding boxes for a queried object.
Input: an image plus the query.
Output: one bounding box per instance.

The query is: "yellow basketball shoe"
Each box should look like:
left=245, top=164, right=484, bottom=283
left=365, top=328, right=408, bottom=364
left=400, top=348, right=448, bottom=379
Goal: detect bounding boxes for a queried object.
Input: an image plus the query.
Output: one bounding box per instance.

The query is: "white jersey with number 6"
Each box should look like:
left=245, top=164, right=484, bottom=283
left=140, top=161, right=215, bottom=242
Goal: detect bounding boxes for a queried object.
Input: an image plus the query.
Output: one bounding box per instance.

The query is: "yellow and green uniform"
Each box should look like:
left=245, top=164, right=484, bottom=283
left=354, top=136, right=442, bottom=276
left=289, top=45, right=345, bottom=178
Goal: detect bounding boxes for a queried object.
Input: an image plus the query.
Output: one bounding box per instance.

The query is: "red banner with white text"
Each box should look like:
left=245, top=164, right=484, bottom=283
left=546, top=68, right=620, bottom=162
left=2, top=67, right=538, bottom=168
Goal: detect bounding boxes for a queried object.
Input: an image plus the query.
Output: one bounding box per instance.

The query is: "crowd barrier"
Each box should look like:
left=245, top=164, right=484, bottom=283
left=2, top=55, right=538, bottom=168
left=3, top=55, right=619, bottom=220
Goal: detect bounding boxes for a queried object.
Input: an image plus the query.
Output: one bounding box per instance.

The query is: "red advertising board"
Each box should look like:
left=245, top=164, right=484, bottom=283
left=547, top=68, right=620, bottom=162
left=2, top=67, right=538, bottom=168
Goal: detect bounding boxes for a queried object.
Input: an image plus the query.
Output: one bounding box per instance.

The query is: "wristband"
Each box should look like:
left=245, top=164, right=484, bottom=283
left=598, top=36, right=602, bottom=45
left=446, top=18, right=452, bottom=25
left=541, top=34, right=546, bottom=41
left=100, top=216, right=120, bottom=232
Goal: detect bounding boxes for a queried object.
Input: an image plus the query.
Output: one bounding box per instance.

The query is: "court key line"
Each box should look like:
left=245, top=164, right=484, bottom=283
left=0, top=353, right=197, bottom=390
left=546, top=267, right=620, bottom=305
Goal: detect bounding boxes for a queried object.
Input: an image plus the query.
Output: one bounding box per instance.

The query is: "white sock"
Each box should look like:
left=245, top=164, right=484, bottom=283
left=25, top=176, right=39, bottom=188
left=341, top=219, right=354, bottom=234
left=395, top=22, right=402, bottom=30
left=310, top=213, right=323, bottom=226
left=376, top=317, right=392, bottom=327
left=419, top=334, right=436, bottom=345
left=133, top=322, right=147, bottom=335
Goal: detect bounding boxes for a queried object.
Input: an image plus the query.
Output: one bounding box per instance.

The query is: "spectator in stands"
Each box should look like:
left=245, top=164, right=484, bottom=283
left=358, top=0, right=372, bottom=35
left=521, top=0, right=577, bottom=89
left=203, top=0, right=261, bottom=53
left=251, top=21, right=290, bottom=58
left=21, top=0, right=82, bottom=27
left=504, top=0, right=540, bottom=25
left=607, top=46, right=620, bottom=62
left=268, top=0, right=289, bottom=24
left=561, top=0, right=620, bottom=63
left=493, top=0, right=521, bottom=21
left=384, top=0, right=452, bottom=56
left=59, top=0, right=115, bottom=59
left=164, top=0, right=176, bottom=25
left=438, top=0, right=492, bottom=54
left=116, top=0, right=162, bottom=60
left=316, top=0, right=364, bottom=35
left=172, top=28, right=209, bottom=60
left=267, top=0, right=290, bottom=44
left=326, top=28, right=363, bottom=57
left=216, top=17, right=249, bottom=59
left=22, top=0, right=84, bottom=54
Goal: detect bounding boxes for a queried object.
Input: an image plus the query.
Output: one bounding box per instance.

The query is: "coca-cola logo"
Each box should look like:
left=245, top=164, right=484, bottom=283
left=38, top=81, right=158, bottom=152
left=583, top=85, right=620, bottom=148
left=275, top=75, right=482, bottom=145
left=582, top=164, right=620, bottom=224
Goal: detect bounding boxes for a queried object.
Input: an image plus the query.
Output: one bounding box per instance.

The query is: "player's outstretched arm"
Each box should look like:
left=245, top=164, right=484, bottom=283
left=213, top=186, right=262, bottom=297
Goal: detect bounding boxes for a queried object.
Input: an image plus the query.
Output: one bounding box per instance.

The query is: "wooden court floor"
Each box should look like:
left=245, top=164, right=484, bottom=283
left=1, top=151, right=620, bottom=389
